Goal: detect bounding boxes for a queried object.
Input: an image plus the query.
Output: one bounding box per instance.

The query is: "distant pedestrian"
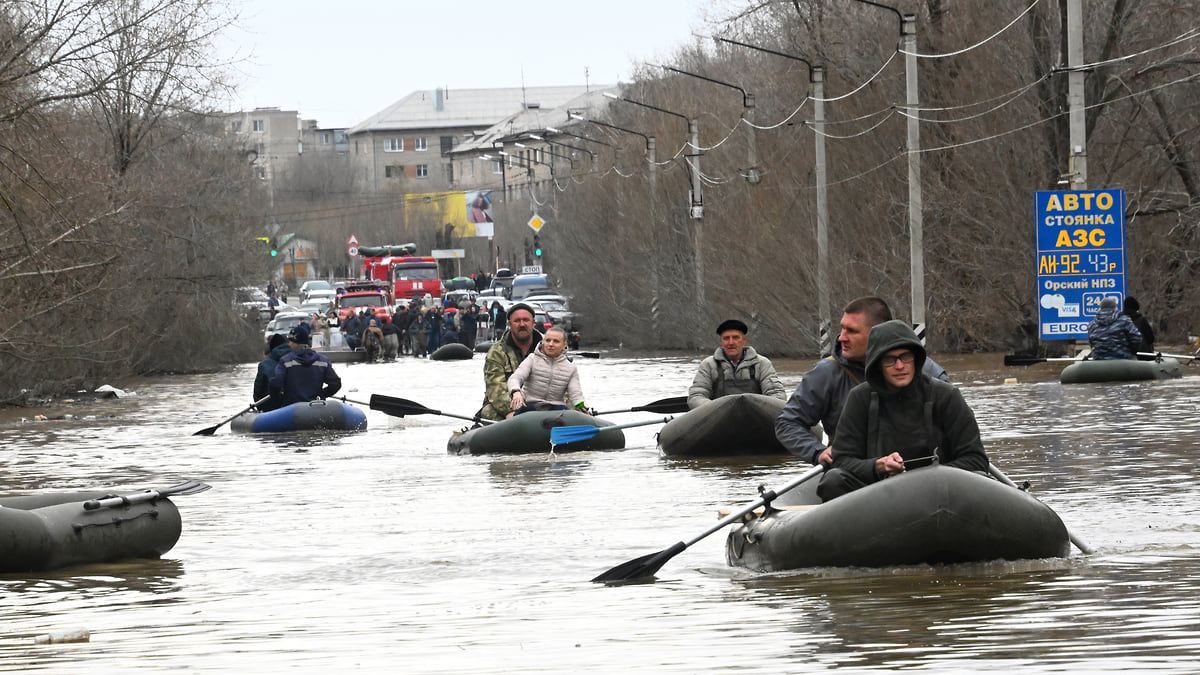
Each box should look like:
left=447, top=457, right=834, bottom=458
left=1123, top=296, right=1156, bottom=359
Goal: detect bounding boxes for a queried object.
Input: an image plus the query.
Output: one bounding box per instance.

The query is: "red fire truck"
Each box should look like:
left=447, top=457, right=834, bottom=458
left=358, top=245, right=441, bottom=305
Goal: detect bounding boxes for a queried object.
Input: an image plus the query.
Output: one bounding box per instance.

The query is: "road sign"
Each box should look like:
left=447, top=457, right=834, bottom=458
left=528, top=214, right=545, bottom=232
left=347, top=234, right=358, bottom=246
left=348, top=246, right=358, bottom=256
left=1035, top=189, right=1126, bottom=341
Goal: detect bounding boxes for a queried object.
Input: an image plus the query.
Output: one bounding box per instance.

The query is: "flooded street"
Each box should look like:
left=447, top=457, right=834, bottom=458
left=1, top=351, right=1199, bottom=673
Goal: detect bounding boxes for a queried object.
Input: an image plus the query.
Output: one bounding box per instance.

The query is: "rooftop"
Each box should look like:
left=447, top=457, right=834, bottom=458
left=347, top=85, right=606, bottom=135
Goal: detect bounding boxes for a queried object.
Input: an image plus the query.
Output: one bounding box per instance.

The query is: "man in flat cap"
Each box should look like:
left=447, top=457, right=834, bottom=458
left=687, top=318, right=787, bottom=410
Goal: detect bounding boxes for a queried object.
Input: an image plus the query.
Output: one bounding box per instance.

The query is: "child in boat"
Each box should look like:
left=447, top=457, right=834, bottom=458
left=506, top=327, right=587, bottom=415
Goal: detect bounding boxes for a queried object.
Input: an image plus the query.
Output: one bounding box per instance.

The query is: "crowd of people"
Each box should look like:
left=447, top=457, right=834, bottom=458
left=255, top=279, right=1160, bottom=505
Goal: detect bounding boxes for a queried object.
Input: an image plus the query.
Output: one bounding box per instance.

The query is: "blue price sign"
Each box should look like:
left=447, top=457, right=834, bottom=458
left=1035, top=189, right=1126, bottom=340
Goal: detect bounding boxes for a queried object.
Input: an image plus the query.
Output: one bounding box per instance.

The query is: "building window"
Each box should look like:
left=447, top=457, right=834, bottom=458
left=252, top=119, right=264, bottom=132
left=385, top=138, right=403, bottom=152
left=319, top=132, right=330, bottom=144
left=230, top=120, right=242, bottom=132
left=385, top=165, right=401, bottom=178
left=414, top=137, right=428, bottom=151
left=440, top=136, right=454, bottom=156
left=416, top=164, right=429, bottom=178
left=255, top=142, right=265, bottom=156
left=255, top=166, right=266, bottom=179
left=492, top=159, right=503, bottom=174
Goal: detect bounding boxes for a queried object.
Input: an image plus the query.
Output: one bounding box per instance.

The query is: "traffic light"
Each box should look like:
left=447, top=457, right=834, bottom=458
left=269, top=237, right=278, bottom=257
left=533, top=234, right=542, bottom=257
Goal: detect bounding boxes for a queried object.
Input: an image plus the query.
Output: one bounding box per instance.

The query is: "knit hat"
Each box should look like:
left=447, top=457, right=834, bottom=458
left=287, top=326, right=311, bottom=344
left=507, top=302, right=535, bottom=320
left=1100, top=297, right=1118, bottom=310
left=266, top=332, right=287, bottom=354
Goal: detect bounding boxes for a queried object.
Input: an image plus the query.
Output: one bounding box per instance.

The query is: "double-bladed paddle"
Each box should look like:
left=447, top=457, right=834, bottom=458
left=356, top=394, right=494, bottom=425
left=83, top=479, right=212, bottom=511
left=1138, top=350, right=1199, bottom=362
left=593, top=396, right=690, bottom=416
left=193, top=396, right=270, bottom=436
left=550, top=416, right=673, bottom=446
left=591, top=464, right=826, bottom=583
left=987, top=464, right=1093, bottom=555
left=1003, top=354, right=1088, bottom=366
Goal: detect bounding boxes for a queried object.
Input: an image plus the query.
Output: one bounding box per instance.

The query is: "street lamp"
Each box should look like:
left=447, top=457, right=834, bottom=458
left=528, top=134, right=596, bottom=165
left=603, top=91, right=707, bottom=323
left=515, top=141, right=576, bottom=170
left=713, top=34, right=831, bottom=355
left=656, top=63, right=760, bottom=184
left=851, top=0, right=925, bottom=343
left=566, top=112, right=664, bottom=333
left=544, top=126, right=614, bottom=149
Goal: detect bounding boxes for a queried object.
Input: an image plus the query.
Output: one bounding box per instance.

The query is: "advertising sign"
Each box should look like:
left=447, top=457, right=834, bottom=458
left=1035, top=189, right=1126, bottom=341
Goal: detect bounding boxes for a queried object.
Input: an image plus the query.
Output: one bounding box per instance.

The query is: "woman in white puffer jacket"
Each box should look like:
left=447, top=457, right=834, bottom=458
left=507, top=327, right=587, bottom=414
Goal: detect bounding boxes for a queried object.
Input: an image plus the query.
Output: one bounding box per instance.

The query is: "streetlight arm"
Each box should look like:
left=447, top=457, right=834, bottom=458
left=656, top=63, right=752, bottom=108
left=603, top=92, right=690, bottom=128
left=711, top=35, right=813, bottom=74
left=849, top=0, right=904, bottom=34
left=568, top=113, right=652, bottom=152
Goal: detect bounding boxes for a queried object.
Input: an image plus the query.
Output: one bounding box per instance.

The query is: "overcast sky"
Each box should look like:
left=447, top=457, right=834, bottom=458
left=217, top=1, right=723, bottom=128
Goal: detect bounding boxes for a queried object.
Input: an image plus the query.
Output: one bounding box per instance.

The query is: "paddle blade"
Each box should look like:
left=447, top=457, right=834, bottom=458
left=369, top=394, right=426, bottom=418
left=1004, top=355, right=1046, bottom=367
left=632, top=396, right=690, bottom=415
left=192, top=424, right=220, bottom=436
left=550, top=424, right=601, bottom=445
left=592, top=541, right=687, bottom=584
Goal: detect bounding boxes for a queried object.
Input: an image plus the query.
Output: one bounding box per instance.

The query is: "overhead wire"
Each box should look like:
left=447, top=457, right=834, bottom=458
left=902, top=0, right=1041, bottom=59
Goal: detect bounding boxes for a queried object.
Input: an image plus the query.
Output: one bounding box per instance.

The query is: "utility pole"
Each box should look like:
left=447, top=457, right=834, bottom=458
left=1067, top=0, right=1087, bottom=190
left=687, top=117, right=706, bottom=312
left=902, top=13, right=925, bottom=345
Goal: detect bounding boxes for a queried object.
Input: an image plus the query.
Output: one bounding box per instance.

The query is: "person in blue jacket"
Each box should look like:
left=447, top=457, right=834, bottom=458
left=253, top=333, right=290, bottom=411
left=270, top=326, right=341, bottom=406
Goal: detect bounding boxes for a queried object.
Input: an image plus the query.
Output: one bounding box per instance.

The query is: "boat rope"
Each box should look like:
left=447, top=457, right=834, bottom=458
left=72, top=509, right=159, bottom=534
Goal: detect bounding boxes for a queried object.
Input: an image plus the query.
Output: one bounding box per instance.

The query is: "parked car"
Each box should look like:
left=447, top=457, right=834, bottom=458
left=236, top=286, right=272, bottom=322
left=509, top=273, right=550, bottom=301
left=524, top=293, right=578, bottom=332
left=298, top=299, right=334, bottom=316
left=299, top=280, right=333, bottom=304
left=444, top=289, right=478, bottom=308
left=263, top=311, right=311, bottom=342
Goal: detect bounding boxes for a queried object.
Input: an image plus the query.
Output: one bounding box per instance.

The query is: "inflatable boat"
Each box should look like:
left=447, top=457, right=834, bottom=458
left=230, top=399, right=367, bottom=434
left=430, top=343, right=474, bottom=361
left=448, top=409, right=624, bottom=455
left=658, top=393, right=787, bottom=457
left=1060, top=357, right=1182, bottom=384
left=0, top=483, right=203, bottom=573
left=725, top=466, right=1070, bottom=571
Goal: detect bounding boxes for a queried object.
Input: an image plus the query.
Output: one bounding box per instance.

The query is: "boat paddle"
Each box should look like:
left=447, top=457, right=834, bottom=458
left=549, top=416, right=673, bottom=446
left=192, top=396, right=270, bottom=436
left=987, top=464, right=1094, bottom=555
left=591, top=464, right=826, bottom=584
left=1137, top=349, right=1199, bottom=363
left=362, top=394, right=494, bottom=425
left=593, top=396, right=690, bottom=416
left=83, top=479, right=212, bottom=511
left=1003, top=354, right=1089, bottom=366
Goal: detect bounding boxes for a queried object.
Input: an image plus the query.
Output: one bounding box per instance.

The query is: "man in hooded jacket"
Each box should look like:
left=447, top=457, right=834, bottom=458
left=1088, top=296, right=1142, bottom=360
left=254, top=333, right=291, bottom=411
left=270, top=326, right=342, bottom=406
left=775, top=296, right=950, bottom=466
left=816, top=319, right=989, bottom=502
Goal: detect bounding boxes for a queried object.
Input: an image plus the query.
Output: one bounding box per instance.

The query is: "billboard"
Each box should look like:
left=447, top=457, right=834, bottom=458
left=403, top=190, right=495, bottom=238
left=1034, top=189, right=1126, bottom=341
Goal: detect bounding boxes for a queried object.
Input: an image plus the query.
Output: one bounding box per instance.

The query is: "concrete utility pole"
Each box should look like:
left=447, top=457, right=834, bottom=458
left=1067, top=0, right=1087, bottom=190
left=902, top=13, right=925, bottom=345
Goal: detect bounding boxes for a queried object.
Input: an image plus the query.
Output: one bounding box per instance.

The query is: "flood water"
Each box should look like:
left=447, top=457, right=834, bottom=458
left=1, top=350, right=1199, bottom=673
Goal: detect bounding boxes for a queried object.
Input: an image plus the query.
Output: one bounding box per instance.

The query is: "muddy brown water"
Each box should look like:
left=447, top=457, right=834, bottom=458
left=1, top=351, right=1198, bottom=673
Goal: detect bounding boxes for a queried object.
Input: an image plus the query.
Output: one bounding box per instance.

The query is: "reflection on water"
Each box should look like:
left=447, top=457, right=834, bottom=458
left=0, top=353, right=1198, bottom=672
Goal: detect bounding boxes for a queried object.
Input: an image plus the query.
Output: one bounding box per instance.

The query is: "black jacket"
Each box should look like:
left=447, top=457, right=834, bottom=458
left=830, top=320, right=989, bottom=485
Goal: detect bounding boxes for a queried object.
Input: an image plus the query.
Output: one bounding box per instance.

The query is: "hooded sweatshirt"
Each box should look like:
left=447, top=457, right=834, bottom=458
left=828, top=320, right=988, bottom=486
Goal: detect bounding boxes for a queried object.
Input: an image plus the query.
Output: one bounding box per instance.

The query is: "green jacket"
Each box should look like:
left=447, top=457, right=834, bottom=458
left=480, top=328, right=543, bottom=420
